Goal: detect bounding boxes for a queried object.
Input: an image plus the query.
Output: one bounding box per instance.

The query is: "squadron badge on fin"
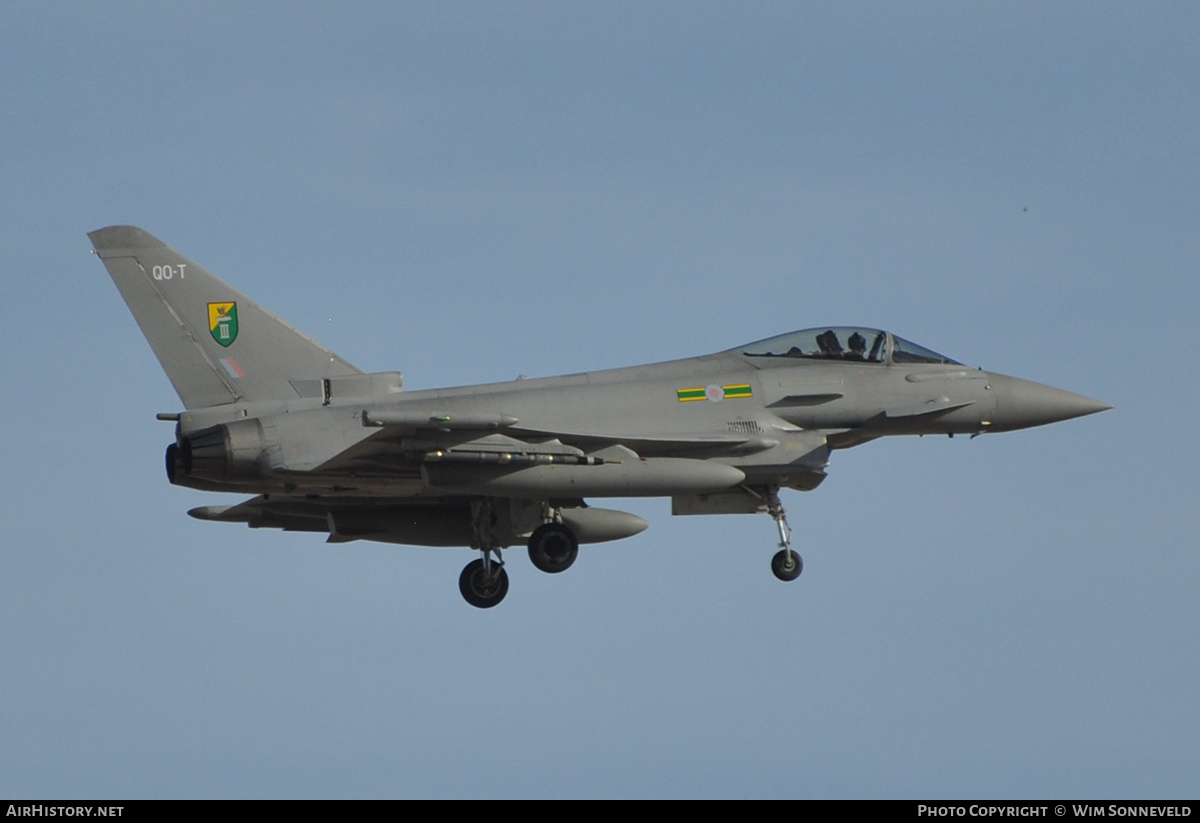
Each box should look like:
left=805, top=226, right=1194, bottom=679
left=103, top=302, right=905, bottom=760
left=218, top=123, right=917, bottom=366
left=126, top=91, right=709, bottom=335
left=208, top=302, right=238, bottom=347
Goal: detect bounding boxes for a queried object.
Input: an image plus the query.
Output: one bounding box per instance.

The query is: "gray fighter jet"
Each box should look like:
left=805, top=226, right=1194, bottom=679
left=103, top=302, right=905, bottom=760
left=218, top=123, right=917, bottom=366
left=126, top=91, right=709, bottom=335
left=90, top=225, right=1111, bottom=608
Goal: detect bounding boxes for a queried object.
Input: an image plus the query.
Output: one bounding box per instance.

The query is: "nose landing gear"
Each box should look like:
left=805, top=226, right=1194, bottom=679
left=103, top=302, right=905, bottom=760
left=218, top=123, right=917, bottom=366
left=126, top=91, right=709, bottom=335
left=766, top=491, right=803, bottom=582
left=771, top=547, right=803, bottom=581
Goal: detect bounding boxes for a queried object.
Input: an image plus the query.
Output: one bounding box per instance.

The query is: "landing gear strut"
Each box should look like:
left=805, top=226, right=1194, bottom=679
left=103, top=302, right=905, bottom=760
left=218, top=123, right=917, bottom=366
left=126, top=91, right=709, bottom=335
left=459, top=499, right=509, bottom=609
left=766, top=490, right=803, bottom=582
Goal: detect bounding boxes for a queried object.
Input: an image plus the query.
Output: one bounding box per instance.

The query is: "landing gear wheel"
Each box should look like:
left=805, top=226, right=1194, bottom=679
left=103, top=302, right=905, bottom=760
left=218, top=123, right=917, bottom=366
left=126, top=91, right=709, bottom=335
left=771, top=549, right=803, bottom=582
left=459, top=558, right=509, bottom=608
left=527, top=522, right=578, bottom=574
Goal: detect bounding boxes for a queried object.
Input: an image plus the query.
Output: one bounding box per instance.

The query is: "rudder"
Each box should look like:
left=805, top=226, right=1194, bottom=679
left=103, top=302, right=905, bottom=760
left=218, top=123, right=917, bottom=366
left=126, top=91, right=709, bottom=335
left=89, top=225, right=361, bottom=409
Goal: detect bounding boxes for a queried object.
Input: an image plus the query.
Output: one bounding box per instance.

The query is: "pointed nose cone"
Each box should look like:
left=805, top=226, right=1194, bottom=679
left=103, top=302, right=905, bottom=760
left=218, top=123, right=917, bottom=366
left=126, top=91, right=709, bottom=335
left=986, top=373, right=1112, bottom=432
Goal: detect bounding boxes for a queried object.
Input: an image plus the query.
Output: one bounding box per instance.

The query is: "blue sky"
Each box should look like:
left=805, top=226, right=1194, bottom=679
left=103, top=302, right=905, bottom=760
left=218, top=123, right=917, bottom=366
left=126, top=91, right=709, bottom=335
left=1, top=2, right=1197, bottom=798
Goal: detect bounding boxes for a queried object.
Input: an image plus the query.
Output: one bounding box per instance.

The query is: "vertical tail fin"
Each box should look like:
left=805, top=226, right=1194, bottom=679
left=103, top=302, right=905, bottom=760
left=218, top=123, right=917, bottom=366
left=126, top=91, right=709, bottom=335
left=89, top=225, right=361, bottom=409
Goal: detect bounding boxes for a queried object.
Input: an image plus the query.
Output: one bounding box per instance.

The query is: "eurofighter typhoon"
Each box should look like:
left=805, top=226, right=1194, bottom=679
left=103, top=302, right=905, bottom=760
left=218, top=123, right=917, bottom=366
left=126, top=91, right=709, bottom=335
left=90, top=226, right=1111, bottom=608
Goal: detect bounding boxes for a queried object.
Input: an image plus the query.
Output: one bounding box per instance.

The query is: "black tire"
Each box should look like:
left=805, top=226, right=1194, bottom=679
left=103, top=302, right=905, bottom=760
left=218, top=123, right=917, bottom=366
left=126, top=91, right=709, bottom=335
left=459, top=558, right=509, bottom=608
left=771, top=549, right=803, bottom=582
left=527, top=523, right=579, bottom=574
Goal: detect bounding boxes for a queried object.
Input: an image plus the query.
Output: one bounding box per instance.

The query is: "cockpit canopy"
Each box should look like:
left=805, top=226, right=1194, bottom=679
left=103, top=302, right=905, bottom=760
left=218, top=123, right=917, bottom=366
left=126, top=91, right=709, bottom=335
left=738, top=327, right=961, bottom=365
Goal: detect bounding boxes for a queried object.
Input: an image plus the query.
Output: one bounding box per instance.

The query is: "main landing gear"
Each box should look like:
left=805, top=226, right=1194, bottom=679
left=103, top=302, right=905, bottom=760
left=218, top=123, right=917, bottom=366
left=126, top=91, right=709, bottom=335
left=459, top=499, right=510, bottom=609
left=459, top=551, right=509, bottom=609
left=458, top=500, right=581, bottom=608
left=766, top=490, right=803, bottom=582
left=455, top=493, right=802, bottom=605
left=527, top=521, right=578, bottom=574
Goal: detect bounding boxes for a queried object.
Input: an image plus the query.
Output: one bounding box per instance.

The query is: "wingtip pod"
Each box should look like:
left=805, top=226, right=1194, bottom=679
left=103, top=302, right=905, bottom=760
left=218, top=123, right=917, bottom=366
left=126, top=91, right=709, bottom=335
left=88, top=225, right=166, bottom=253
left=188, top=505, right=238, bottom=521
